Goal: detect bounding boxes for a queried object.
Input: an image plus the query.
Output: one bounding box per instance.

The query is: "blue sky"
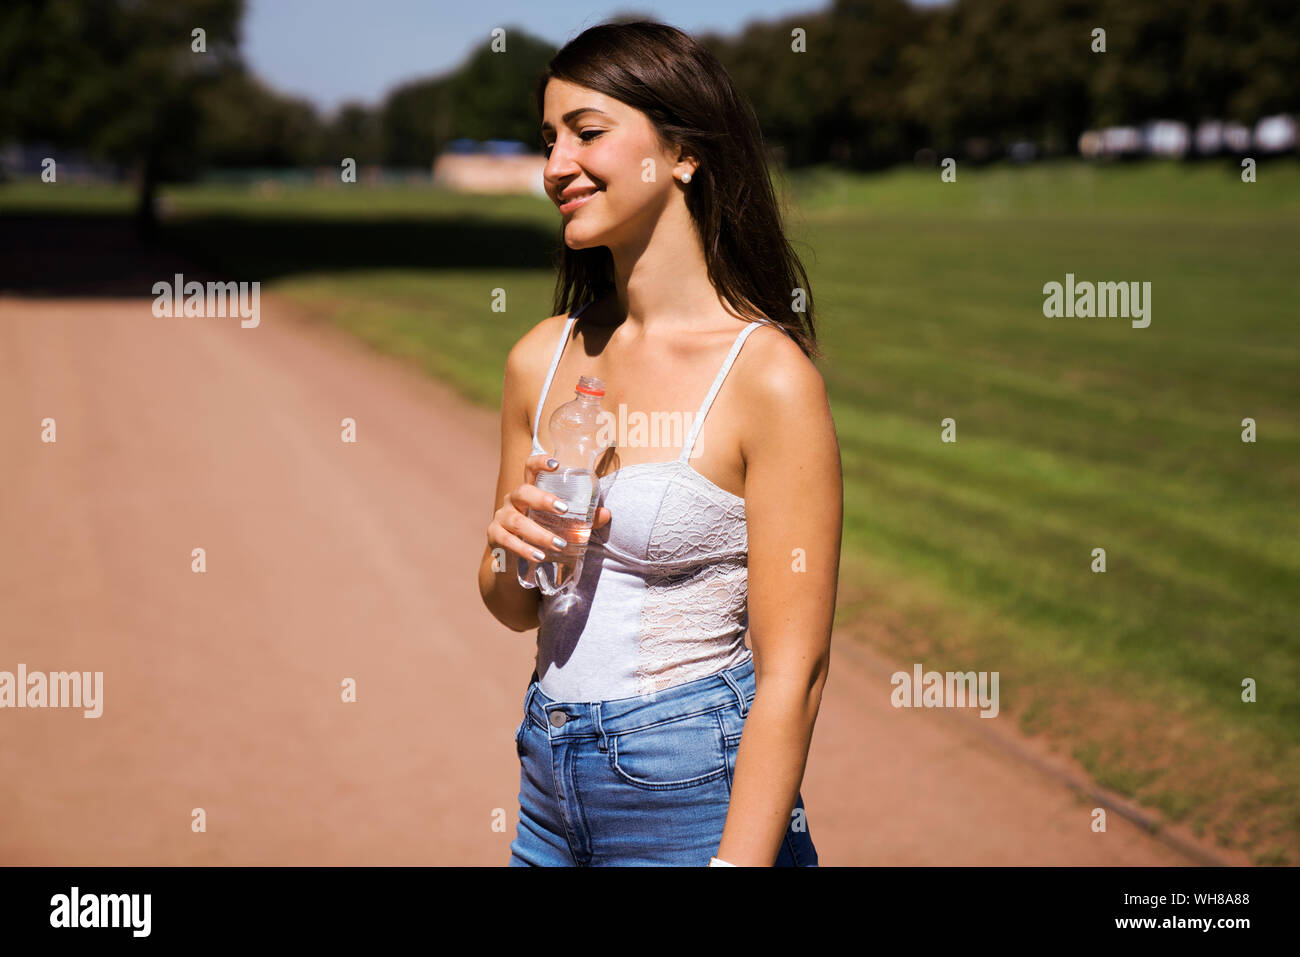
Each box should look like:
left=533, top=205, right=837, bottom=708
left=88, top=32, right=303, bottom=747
left=243, top=0, right=949, bottom=115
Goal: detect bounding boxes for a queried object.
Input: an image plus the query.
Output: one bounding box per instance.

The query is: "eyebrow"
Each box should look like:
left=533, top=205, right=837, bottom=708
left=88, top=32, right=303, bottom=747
left=540, top=108, right=613, bottom=135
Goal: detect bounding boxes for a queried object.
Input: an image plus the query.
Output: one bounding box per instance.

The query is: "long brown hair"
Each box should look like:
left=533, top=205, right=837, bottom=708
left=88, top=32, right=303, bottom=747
left=534, top=19, right=821, bottom=359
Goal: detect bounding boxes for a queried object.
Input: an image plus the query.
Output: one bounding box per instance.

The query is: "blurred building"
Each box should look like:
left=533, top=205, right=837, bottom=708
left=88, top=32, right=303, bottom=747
left=432, top=139, right=546, bottom=195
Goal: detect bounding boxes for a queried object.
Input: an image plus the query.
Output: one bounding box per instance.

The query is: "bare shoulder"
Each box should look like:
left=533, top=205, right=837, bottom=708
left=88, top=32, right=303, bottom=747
left=505, top=311, right=571, bottom=384
left=501, top=310, right=576, bottom=440
left=736, top=321, right=828, bottom=411
left=735, top=320, right=835, bottom=469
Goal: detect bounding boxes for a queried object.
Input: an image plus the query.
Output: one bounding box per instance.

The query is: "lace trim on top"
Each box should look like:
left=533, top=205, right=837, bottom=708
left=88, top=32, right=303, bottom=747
left=635, top=558, right=749, bottom=694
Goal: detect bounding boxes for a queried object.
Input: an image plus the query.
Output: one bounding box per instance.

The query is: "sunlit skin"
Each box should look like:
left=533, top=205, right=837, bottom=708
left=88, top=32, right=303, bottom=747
left=481, top=77, right=842, bottom=865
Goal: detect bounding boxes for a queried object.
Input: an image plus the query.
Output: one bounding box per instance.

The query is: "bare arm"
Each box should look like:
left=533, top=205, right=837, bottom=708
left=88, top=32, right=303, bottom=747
left=715, top=329, right=842, bottom=865
left=477, top=319, right=611, bottom=632
left=477, top=331, right=549, bottom=632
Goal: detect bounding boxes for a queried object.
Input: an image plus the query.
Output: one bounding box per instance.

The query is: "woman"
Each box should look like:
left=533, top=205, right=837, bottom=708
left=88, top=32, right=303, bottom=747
left=477, top=20, right=842, bottom=866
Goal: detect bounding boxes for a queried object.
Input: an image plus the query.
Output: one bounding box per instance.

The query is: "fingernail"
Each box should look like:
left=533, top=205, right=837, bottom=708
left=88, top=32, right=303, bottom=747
left=546, top=458, right=558, bottom=469
left=554, top=500, right=568, bottom=513
left=532, top=548, right=546, bottom=561
left=551, top=535, right=566, bottom=549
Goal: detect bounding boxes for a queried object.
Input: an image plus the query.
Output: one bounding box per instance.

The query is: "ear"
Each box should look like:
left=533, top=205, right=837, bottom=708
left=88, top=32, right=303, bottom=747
left=674, top=153, right=699, bottom=181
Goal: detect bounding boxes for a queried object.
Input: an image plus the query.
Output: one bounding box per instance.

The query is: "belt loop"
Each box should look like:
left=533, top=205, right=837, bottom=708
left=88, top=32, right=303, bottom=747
left=593, top=702, right=608, bottom=752
left=719, top=668, right=749, bottom=718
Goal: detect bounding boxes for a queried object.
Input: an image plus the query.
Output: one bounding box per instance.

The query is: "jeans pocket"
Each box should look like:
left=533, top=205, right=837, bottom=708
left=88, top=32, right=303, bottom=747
left=514, top=715, right=528, bottom=756
left=609, top=708, right=729, bottom=790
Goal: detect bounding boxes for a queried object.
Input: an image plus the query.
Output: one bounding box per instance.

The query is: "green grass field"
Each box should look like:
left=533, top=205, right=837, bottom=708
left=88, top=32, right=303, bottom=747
left=4, top=157, right=1298, bottom=862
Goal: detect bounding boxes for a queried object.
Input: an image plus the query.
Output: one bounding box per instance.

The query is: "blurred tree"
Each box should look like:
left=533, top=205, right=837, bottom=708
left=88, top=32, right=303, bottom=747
left=319, top=103, right=383, bottom=167
left=445, top=29, right=555, bottom=145
left=195, top=65, right=324, bottom=167
left=905, top=0, right=1298, bottom=159
left=1090, top=0, right=1193, bottom=126
left=0, top=0, right=243, bottom=239
left=708, top=0, right=933, bottom=169
left=381, top=79, right=444, bottom=167
left=381, top=27, right=554, bottom=166
left=818, top=0, right=932, bottom=168
left=1091, top=0, right=1299, bottom=136
left=1178, top=0, right=1300, bottom=123
left=903, top=0, right=1095, bottom=159
left=706, top=14, right=831, bottom=168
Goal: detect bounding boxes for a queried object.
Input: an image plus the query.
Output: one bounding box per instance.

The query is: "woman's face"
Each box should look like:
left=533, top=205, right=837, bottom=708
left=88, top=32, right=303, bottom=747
left=541, top=78, right=691, bottom=251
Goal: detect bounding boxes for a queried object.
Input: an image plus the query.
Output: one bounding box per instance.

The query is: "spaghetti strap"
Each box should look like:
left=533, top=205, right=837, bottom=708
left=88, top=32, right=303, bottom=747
left=679, top=319, right=774, bottom=463
left=531, top=300, right=594, bottom=454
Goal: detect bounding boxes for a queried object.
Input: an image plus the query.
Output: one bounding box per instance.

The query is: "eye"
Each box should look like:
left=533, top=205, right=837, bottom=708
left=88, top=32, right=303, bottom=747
left=543, top=129, right=604, bottom=158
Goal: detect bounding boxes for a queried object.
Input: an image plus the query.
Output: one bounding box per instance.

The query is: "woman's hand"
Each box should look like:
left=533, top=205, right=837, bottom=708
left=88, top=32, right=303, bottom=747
left=487, top=454, right=612, bottom=576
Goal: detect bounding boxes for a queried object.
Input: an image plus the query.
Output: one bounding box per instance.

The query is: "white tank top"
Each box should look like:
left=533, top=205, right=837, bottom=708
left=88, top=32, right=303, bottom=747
left=529, top=300, right=780, bottom=701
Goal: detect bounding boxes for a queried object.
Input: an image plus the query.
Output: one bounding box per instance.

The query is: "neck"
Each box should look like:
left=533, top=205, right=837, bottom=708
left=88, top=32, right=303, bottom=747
left=605, top=198, right=725, bottom=335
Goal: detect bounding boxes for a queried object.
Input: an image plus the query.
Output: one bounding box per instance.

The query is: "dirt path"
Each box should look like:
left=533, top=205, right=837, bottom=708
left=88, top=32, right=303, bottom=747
left=0, top=293, right=1231, bottom=865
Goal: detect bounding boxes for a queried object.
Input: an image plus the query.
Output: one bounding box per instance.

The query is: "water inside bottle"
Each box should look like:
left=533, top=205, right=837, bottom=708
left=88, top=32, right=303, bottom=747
left=520, top=466, right=595, bottom=596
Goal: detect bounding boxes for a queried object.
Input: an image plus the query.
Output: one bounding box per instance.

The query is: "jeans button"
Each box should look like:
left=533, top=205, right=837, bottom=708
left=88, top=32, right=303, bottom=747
left=549, top=710, right=567, bottom=727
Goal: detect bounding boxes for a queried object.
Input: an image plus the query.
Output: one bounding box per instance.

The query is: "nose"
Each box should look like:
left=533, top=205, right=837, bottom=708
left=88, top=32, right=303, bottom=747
left=543, top=136, right=581, bottom=198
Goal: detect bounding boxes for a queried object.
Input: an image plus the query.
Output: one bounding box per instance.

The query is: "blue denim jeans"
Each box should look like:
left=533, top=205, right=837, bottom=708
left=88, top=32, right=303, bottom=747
left=508, top=655, right=818, bottom=866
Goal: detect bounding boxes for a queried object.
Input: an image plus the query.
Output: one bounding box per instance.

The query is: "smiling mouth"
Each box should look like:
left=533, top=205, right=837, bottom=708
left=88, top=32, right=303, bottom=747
left=559, top=189, right=601, bottom=214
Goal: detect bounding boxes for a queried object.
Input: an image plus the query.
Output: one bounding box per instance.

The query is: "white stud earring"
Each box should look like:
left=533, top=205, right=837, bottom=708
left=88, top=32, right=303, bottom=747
left=681, top=172, right=692, bottom=183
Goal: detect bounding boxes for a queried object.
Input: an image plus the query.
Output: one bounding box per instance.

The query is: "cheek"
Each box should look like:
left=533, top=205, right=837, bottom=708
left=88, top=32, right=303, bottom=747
left=596, top=180, right=658, bottom=228
left=604, top=156, right=671, bottom=211
left=602, top=138, right=672, bottom=189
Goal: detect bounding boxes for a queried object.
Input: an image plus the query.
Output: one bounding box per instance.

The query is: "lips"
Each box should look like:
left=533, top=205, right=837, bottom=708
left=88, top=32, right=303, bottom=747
left=558, top=188, right=601, bottom=214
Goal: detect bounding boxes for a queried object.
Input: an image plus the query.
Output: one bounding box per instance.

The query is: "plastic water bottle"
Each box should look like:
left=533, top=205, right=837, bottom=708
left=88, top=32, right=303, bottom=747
left=517, top=375, right=607, bottom=597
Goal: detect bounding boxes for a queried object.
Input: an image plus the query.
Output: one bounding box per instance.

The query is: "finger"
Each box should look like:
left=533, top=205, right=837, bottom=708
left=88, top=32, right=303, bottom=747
left=504, top=508, right=571, bottom=555
left=510, top=480, right=572, bottom=518
left=524, top=452, right=560, bottom=481
left=495, top=524, right=554, bottom=563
